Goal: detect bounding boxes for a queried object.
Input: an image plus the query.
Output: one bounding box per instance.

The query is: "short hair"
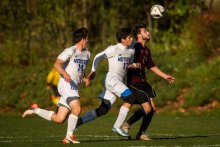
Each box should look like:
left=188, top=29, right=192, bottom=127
left=73, top=28, right=88, bottom=43
left=133, top=23, right=146, bottom=39
left=116, top=27, right=132, bottom=43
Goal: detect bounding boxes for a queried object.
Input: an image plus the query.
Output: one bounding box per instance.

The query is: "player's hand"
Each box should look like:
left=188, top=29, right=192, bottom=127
left=83, top=77, right=90, bottom=87
left=165, top=75, right=175, bottom=84
left=127, top=63, right=142, bottom=69
left=135, top=63, right=142, bottom=69
left=87, top=71, right=96, bottom=80
left=63, top=72, right=71, bottom=83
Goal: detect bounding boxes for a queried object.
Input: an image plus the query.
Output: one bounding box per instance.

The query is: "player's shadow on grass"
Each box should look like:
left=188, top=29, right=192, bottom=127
left=151, top=134, right=218, bottom=140
left=81, top=138, right=134, bottom=143
left=81, top=134, right=220, bottom=142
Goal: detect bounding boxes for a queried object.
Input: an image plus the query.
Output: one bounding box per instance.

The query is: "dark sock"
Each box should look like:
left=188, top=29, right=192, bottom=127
left=137, top=111, right=154, bottom=135
left=76, top=117, right=83, bottom=127
left=127, top=109, right=145, bottom=126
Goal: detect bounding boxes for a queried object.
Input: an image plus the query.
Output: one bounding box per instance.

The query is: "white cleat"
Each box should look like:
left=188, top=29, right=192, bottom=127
left=112, top=127, right=130, bottom=137
left=22, top=109, right=34, bottom=118
left=62, top=136, right=80, bottom=144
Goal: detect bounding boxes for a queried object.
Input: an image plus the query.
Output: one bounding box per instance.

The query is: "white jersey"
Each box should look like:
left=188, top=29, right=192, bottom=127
left=91, top=43, right=135, bottom=105
left=57, top=45, right=90, bottom=110
left=58, top=45, right=90, bottom=84
left=92, top=43, right=134, bottom=79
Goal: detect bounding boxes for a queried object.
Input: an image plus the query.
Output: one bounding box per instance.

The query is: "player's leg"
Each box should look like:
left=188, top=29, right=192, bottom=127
left=120, top=82, right=153, bottom=138
left=112, top=87, right=136, bottom=137
left=113, top=102, right=131, bottom=129
left=135, top=82, right=156, bottom=140
left=135, top=101, right=154, bottom=140
left=121, top=101, right=152, bottom=136
left=137, top=83, right=156, bottom=136
left=76, top=98, right=112, bottom=126
left=112, top=80, right=136, bottom=128
left=122, top=109, right=145, bottom=133
left=22, top=103, right=69, bottom=123
left=77, top=89, right=115, bottom=127
left=63, top=97, right=81, bottom=144
left=136, top=109, right=155, bottom=140
left=120, top=83, right=146, bottom=133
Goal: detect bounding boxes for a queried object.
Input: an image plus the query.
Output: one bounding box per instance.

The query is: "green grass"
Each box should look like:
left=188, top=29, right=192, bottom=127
left=0, top=110, right=220, bottom=147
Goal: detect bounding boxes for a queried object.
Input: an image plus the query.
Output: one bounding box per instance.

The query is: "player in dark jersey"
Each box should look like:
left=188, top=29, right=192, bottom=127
left=113, top=23, right=175, bottom=140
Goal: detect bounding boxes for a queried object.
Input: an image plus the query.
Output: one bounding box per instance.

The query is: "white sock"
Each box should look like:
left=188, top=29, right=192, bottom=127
left=113, top=106, right=129, bottom=128
left=66, top=114, right=78, bottom=138
left=34, top=108, right=54, bottom=121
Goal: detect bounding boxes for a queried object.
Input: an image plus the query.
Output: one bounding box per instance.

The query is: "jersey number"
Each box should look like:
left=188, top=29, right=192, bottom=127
left=78, top=64, right=84, bottom=71
left=123, top=63, right=129, bottom=69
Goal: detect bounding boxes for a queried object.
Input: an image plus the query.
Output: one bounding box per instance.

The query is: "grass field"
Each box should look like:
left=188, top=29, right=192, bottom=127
left=0, top=109, right=220, bottom=147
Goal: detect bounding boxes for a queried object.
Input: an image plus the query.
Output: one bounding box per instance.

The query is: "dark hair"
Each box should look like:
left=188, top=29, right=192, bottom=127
left=133, top=23, right=146, bottom=39
left=116, top=27, right=132, bottom=43
left=73, top=28, right=88, bottom=43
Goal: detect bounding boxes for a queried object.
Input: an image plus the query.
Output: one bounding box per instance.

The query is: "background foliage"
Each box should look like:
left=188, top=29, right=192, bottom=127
left=0, top=0, right=219, bottom=113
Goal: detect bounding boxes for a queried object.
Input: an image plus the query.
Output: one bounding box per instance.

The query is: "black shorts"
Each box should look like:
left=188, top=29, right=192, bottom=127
left=129, top=82, right=156, bottom=104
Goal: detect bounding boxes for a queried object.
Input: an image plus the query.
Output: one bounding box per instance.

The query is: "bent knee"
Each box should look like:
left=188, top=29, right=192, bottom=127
left=96, top=107, right=109, bottom=116
left=71, top=108, right=81, bottom=116
left=95, top=99, right=111, bottom=117
left=53, top=116, right=66, bottom=124
left=144, top=107, right=152, bottom=114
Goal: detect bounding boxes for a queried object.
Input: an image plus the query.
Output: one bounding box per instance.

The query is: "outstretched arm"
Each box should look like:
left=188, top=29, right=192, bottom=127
left=54, top=59, right=71, bottom=83
left=150, top=66, right=175, bottom=83
left=83, top=50, right=106, bottom=86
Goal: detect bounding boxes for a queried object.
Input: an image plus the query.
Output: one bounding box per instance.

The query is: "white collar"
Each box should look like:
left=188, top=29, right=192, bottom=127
left=117, top=43, right=127, bottom=50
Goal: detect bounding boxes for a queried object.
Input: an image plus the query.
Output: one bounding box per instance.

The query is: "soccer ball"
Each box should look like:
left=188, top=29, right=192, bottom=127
left=150, top=4, right=165, bottom=19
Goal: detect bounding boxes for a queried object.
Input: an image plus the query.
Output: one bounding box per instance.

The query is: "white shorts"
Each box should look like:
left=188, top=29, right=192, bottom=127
left=99, top=73, right=129, bottom=105
left=57, top=78, right=79, bottom=110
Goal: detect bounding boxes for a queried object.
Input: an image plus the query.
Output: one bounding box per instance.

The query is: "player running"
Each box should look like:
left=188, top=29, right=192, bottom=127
left=22, top=28, right=91, bottom=144
left=76, top=27, right=141, bottom=137
left=116, top=23, right=175, bottom=140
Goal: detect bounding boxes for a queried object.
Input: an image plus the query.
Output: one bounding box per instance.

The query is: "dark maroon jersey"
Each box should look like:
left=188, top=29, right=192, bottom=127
left=127, top=42, right=155, bottom=85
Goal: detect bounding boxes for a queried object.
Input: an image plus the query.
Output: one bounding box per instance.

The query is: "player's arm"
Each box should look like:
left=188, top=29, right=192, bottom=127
left=87, top=50, right=106, bottom=80
left=54, top=58, right=71, bottom=83
left=150, top=66, right=175, bottom=83
left=83, top=50, right=106, bottom=86
left=91, top=51, right=106, bottom=71
left=127, top=63, right=142, bottom=69
left=127, top=48, right=142, bottom=69
left=82, top=71, right=95, bottom=87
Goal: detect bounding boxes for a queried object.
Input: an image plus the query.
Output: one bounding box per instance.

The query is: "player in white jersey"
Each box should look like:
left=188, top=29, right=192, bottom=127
left=22, top=28, right=90, bottom=144
left=76, top=28, right=141, bottom=137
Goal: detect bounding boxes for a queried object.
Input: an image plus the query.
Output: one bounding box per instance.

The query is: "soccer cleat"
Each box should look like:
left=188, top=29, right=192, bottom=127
left=121, top=122, right=130, bottom=134
left=22, top=103, right=38, bottom=118
left=112, top=127, right=130, bottom=137
left=22, top=109, right=34, bottom=118
left=136, top=133, right=151, bottom=141
left=62, top=135, right=80, bottom=144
